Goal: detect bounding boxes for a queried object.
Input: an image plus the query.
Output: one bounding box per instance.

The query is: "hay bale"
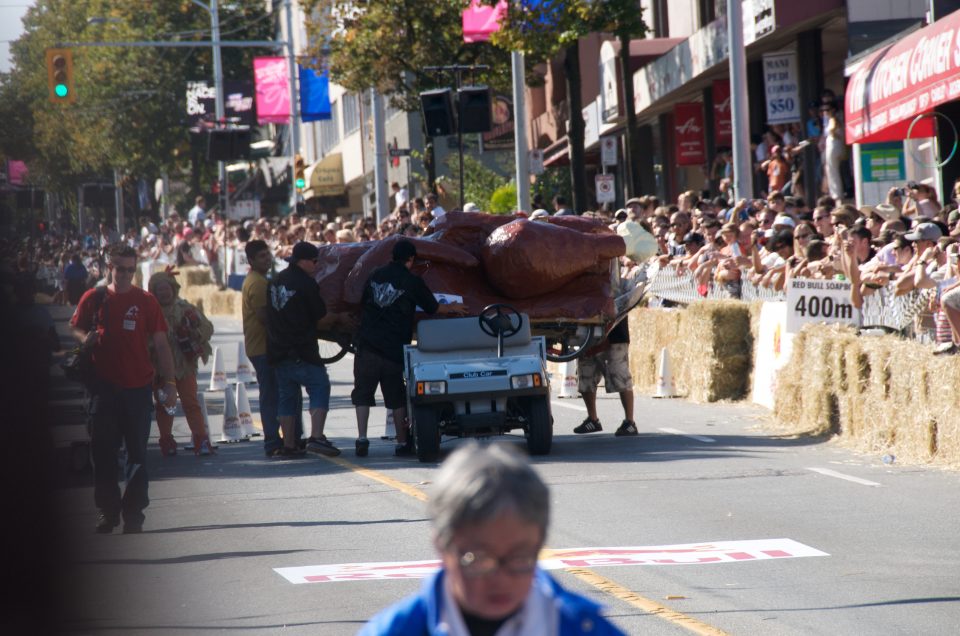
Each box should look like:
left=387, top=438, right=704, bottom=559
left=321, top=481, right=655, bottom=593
left=628, top=300, right=752, bottom=402
left=179, top=284, right=241, bottom=318
left=179, top=266, right=214, bottom=289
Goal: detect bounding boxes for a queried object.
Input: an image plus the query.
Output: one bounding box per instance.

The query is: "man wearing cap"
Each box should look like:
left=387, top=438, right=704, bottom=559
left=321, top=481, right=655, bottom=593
left=894, top=222, right=945, bottom=295
left=351, top=240, right=466, bottom=457
left=266, top=241, right=340, bottom=458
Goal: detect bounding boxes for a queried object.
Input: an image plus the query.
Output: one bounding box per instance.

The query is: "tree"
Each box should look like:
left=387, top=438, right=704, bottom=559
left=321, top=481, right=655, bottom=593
left=0, top=0, right=273, bottom=210
left=491, top=0, right=647, bottom=210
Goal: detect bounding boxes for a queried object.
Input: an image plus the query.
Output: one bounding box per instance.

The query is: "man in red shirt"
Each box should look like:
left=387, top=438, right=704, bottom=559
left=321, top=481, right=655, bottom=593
left=71, top=244, right=177, bottom=534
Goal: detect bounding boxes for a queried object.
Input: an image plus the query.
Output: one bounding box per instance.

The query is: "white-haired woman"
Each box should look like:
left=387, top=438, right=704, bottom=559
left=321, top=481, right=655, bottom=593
left=360, top=443, right=624, bottom=635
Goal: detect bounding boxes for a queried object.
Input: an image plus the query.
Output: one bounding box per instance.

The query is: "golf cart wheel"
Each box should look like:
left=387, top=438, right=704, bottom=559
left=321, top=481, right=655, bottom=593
left=318, top=339, right=354, bottom=364
left=413, top=406, right=441, bottom=463
left=526, top=396, right=553, bottom=455
left=545, top=326, right=594, bottom=363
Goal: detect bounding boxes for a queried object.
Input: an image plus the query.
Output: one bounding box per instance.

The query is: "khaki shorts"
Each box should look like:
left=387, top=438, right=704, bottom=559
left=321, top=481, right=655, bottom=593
left=577, top=343, right=633, bottom=394
left=943, top=286, right=960, bottom=312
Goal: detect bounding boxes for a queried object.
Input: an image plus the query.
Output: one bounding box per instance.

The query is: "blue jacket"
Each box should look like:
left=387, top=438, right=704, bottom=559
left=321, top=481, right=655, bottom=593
left=358, top=568, right=625, bottom=636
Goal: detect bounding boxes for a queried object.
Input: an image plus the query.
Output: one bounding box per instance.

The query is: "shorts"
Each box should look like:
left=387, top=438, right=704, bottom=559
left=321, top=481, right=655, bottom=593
left=275, top=360, right=330, bottom=416
left=351, top=347, right=406, bottom=410
left=577, top=342, right=633, bottom=394
left=942, top=286, right=960, bottom=312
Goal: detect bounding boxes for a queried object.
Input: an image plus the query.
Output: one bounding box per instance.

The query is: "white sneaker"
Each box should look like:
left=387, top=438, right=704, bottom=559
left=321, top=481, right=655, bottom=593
left=199, top=440, right=212, bottom=456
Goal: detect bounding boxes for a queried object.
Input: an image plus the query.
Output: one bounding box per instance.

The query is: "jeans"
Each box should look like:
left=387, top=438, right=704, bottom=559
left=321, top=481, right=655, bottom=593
left=251, top=354, right=302, bottom=452
left=275, top=360, right=330, bottom=416
left=88, top=381, right=153, bottom=526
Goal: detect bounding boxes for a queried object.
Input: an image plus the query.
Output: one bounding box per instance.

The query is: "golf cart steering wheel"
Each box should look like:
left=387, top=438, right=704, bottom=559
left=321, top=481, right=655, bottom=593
left=479, top=304, right=523, bottom=339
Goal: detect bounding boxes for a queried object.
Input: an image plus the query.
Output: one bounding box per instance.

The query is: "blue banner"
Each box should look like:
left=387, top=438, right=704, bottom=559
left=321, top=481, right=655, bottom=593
left=299, top=65, right=331, bottom=122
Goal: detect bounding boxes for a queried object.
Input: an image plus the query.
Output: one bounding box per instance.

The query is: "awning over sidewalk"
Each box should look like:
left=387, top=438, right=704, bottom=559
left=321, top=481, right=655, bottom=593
left=304, top=153, right=344, bottom=199
left=845, top=9, right=960, bottom=145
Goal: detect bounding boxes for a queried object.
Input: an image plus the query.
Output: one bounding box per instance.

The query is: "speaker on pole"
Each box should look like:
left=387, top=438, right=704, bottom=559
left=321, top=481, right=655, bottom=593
left=206, top=129, right=233, bottom=161
left=420, top=88, right=456, bottom=137
left=458, top=86, right=492, bottom=134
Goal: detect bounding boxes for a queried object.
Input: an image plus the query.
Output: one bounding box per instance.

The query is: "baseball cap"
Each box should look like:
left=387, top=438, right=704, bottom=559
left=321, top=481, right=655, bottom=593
left=625, top=197, right=643, bottom=207
left=773, top=214, right=795, bottom=228
left=287, top=241, right=320, bottom=262
left=615, top=209, right=628, bottom=221
left=904, top=222, right=943, bottom=242
left=463, top=202, right=479, bottom=212
left=530, top=209, right=550, bottom=220
left=683, top=231, right=705, bottom=245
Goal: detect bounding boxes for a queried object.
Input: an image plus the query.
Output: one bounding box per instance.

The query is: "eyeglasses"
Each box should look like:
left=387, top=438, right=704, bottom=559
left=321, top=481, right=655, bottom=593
left=113, top=265, right=136, bottom=274
left=457, top=550, right=538, bottom=578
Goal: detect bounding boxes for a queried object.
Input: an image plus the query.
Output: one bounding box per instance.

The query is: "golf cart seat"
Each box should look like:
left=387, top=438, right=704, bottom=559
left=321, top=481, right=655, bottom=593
left=416, top=314, right=532, bottom=353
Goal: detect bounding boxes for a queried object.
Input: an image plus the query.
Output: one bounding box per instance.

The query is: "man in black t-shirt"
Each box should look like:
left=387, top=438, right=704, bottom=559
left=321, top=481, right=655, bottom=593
left=572, top=317, right=637, bottom=437
left=351, top=240, right=466, bottom=457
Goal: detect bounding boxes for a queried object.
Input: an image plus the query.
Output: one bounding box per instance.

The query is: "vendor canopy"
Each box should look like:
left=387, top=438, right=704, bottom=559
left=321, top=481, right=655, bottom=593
left=846, top=9, right=960, bottom=145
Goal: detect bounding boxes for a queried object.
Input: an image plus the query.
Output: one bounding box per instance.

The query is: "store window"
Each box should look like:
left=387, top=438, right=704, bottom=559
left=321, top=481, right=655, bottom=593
left=320, top=100, right=341, bottom=155
left=343, top=92, right=360, bottom=136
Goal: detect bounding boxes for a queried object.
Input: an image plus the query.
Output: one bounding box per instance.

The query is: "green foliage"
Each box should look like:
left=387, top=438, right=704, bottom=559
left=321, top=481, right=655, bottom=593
left=302, top=0, right=512, bottom=111
left=0, top=0, right=272, bottom=198
left=531, top=166, right=571, bottom=210
left=443, top=152, right=511, bottom=211
left=488, top=182, right=517, bottom=214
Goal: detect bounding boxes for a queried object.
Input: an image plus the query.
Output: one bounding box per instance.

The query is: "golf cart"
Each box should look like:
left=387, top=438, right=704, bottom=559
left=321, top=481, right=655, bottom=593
left=404, top=304, right=553, bottom=462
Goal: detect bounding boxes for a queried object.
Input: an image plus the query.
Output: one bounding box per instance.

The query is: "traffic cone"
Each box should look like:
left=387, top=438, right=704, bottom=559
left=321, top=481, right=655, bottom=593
left=558, top=360, right=579, bottom=398
left=219, top=385, right=243, bottom=442
left=654, top=347, right=678, bottom=398
left=236, top=382, right=256, bottom=438
left=236, top=341, right=256, bottom=384
left=207, top=346, right=227, bottom=391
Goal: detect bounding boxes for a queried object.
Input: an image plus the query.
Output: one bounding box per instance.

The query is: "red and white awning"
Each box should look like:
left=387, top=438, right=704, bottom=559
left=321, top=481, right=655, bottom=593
left=845, top=9, right=960, bottom=145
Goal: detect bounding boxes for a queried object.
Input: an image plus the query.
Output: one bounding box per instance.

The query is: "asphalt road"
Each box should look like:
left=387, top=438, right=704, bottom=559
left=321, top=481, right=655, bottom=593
left=49, top=314, right=960, bottom=635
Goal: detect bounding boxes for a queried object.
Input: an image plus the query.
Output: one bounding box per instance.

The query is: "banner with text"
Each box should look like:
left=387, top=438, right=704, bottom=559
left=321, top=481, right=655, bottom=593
left=785, top=278, right=862, bottom=333
left=763, top=52, right=801, bottom=125
left=713, top=80, right=732, bottom=147
left=254, top=57, right=290, bottom=124
left=185, top=80, right=255, bottom=129
left=674, top=103, right=706, bottom=166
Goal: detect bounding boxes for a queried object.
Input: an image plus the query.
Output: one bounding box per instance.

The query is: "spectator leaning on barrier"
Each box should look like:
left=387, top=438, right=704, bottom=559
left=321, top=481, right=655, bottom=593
left=935, top=242, right=960, bottom=354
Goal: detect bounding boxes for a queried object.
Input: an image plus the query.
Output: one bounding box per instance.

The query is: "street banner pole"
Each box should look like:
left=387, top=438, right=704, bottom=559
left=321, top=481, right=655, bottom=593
left=512, top=50, right=530, bottom=213
left=727, top=0, right=753, bottom=201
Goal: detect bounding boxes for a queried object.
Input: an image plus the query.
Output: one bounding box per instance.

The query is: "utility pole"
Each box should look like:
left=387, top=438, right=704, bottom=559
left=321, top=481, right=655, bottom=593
left=512, top=51, right=530, bottom=213
left=727, top=0, right=753, bottom=201
left=284, top=0, right=300, bottom=214
left=206, top=0, right=228, bottom=216
left=371, top=89, right=389, bottom=222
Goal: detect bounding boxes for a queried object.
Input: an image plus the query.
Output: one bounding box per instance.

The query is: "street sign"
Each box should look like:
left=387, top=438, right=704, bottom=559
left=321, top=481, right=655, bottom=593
left=389, top=148, right=411, bottom=158
left=595, top=173, right=615, bottom=203
left=529, top=149, right=544, bottom=175
left=601, top=136, right=618, bottom=166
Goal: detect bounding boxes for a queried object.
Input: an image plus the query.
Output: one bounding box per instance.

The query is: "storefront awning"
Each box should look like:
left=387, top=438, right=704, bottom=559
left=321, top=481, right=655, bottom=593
left=304, top=153, right=344, bottom=198
left=845, top=9, right=960, bottom=145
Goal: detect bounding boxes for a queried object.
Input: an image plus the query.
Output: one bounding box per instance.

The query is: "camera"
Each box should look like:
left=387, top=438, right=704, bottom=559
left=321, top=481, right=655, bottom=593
left=893, top=187, right=907, bottom=197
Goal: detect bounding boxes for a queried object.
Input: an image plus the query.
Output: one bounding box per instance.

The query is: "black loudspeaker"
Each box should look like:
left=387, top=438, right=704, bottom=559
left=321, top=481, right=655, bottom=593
left=420, top=88, right=456, bottom=137
left=458, top=86, right=492, bottom=134
left=207, top=129, right=234, bottom=161
left=207, top=129, right=251, bottom=160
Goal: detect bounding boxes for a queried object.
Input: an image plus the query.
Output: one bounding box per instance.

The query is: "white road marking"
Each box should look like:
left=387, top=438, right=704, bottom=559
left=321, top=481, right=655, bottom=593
left=552, top=400, right=587, bottom=412
left=658, top=427, right=716, bottom=443
left=806, top=467, right=881, bottom=487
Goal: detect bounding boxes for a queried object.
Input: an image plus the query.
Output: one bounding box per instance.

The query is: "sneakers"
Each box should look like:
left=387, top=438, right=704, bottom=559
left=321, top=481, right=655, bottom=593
left=614, top=420, right=639, bottom=437
left=394, top=439, right=415, bottom=457
left=95, top=512, right=120, bottom=534
left=198, top=439, right=212, bottom=456
left=306, top=436, right=341, bottom=457
left=573, top=417, right=603, bottom=434
left=355, top=437, right=370, bottom=457
left=933, top=341, right=958, bottom=355
left=276, top=446, right=307, bottom=459
left=158, top=435, right=177, bottom=457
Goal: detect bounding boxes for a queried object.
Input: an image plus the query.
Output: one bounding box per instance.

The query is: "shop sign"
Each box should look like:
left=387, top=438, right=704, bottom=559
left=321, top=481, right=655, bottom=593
left=763, top=52, right=801, bottom=124
left=712, top=80, right=732, bottom=146
left=860, top=143, right=905, bottom=182
left=674, top=103, right=706, bottom=166
left=845, top=9, right=960, bottom=144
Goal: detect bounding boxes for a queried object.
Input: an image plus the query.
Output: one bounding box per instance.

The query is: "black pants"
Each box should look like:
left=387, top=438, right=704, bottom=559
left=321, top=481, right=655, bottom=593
left=88, top=381, right=153, bottom=525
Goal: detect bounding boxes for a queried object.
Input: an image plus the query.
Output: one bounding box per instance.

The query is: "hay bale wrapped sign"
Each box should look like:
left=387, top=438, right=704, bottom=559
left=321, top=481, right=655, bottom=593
left=785, top=278, right=861, bottom=333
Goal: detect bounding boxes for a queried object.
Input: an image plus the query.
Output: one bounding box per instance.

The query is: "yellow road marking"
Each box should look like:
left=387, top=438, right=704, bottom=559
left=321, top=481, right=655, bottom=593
left=325, top=455, right=729, bottom=634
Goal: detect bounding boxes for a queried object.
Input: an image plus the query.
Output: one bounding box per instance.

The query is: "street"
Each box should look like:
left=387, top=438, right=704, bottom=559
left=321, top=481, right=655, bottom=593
left=51, top=313, right=960, bottom=635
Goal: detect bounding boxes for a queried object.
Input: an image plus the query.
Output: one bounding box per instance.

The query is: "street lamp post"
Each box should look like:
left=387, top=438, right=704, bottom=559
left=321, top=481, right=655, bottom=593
left=191, top=0, right=228, bottom=217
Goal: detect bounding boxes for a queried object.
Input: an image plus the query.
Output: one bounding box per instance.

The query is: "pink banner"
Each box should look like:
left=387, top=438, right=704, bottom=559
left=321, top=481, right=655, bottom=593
left=7, top=160, right=28, bottom=186
left=462, top=0, right=507, bottom=43
left=254, top=57, right=289, bottom=124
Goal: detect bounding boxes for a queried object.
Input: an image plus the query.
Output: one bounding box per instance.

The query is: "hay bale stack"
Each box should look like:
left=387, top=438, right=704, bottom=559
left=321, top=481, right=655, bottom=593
left=773, top=324, right=960, bottom=467
left=628, top=301, right=752, bottom=402
left=178, top=266, right=214, bottom=289
left=181, top=284, right=242, bottom=320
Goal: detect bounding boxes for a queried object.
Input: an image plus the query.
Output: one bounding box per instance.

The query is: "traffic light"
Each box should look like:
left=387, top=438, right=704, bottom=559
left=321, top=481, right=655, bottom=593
left=45, top=48, right=75, bottom=104
left=294, top=154, right=306, bottom=190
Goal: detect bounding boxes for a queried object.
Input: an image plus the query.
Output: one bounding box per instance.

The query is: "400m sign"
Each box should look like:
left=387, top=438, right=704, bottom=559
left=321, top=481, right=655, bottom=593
left=785, top=278, right=861, bottom=333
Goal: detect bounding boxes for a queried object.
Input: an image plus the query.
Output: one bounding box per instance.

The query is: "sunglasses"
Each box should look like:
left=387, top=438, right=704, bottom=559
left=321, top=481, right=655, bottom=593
left=113, top=265, right=136, bottom=274
left=813, top=216, right=829, bottom=221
